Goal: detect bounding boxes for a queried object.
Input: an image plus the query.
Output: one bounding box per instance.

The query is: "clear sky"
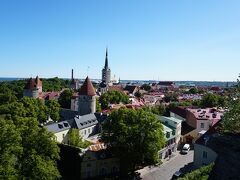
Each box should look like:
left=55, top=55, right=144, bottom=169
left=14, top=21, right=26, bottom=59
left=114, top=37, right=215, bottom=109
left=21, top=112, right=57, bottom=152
left=0, top=0, right=239, bottom=81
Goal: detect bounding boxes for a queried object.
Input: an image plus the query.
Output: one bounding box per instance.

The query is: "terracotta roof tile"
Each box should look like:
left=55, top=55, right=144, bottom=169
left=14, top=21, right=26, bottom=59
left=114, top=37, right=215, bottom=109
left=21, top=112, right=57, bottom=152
left=79, top=76, right=96, bottom=96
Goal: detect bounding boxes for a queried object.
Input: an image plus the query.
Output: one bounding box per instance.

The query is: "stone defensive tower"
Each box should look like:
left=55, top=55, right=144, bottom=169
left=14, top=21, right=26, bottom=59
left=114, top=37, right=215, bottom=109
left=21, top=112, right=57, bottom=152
left=78, top=76, right=96, bottom=116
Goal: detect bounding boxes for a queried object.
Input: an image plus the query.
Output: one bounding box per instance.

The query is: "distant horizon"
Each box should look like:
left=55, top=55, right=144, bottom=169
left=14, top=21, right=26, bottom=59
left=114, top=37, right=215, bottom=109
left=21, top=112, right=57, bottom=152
left=0, top=76, right=237, bottom=83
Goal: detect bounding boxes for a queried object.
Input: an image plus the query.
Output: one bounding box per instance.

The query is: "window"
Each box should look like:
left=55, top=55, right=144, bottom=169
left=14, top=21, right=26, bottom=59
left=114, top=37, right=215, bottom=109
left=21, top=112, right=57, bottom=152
left=166, top=132, right=170, bottom=138
left=159, top=153, right=163, bottom=159
left=203, top=151, right=207, bottom=159
left=172, top=130, right=175, bottom=136
left=201, top=123, right=204, bottom=128
left=62, top=133, right=65, bottom=139
left=84, top=130, right=86, bottom=135
left=88, top=128, right=90, bottom=134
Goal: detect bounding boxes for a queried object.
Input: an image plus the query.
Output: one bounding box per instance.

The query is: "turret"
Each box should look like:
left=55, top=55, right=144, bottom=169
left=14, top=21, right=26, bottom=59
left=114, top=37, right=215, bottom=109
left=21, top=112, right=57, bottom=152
left=78, top=76, right=96, bottom=115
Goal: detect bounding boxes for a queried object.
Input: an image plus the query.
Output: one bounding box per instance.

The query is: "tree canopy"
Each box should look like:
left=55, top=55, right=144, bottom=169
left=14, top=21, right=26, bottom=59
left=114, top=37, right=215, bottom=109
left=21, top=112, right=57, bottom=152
left=200, top=93, right=226, bottom=108
left=163, top=93, right=178, bottom=103
left=0, top=117, right=60, bottom=179
left=101, top=108, right=165, bottom=175
left=58, top=88, right=74, bottom=109
left=142, top=105, right=166, bottom=115
left=1, top=97, right=60, bottom=123
left=99, top=90, right=129, bottom=109
left=42, top=77, right=70, bottom=92
left=221, top=75, right=240, bottom=133
left=141, top=84, right=151, bottom=91
left=188, top=88, right=198, bottom=94
left=179, top=163, right=214, bottom=180
left=68, top=128, right=92, bottom=148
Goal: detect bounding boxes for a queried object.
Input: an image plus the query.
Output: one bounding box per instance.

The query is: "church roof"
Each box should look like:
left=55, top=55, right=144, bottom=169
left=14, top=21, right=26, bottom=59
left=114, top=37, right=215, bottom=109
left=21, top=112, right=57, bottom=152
left=79, top=76, right=96, bottom=96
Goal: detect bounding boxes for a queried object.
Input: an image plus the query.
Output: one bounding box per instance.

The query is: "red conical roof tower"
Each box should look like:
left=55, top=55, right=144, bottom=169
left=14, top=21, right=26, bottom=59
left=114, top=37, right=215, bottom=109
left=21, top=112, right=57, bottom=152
left=79, top=76, right=96, bottom=96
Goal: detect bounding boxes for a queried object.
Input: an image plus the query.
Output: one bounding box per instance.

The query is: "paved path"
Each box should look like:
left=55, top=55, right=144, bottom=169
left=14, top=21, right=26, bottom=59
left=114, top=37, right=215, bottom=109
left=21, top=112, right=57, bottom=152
left=139, top=150, right=194, bottom=180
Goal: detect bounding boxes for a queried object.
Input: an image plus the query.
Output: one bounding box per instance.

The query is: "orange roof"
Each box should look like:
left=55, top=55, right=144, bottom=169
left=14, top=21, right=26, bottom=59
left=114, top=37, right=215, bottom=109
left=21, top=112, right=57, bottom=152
left=79, top=76, right=96, bottom=96
left=24, top=76, right=42, bottom=90
left=88, top=142, right=106, bottom=152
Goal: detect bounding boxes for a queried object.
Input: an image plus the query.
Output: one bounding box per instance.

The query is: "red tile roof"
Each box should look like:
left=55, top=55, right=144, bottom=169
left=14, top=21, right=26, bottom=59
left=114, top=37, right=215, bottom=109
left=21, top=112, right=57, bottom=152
left=78, top=76, right=96, bottom=96
left=89, top=142, right=106, bottom=152
left=24, top=76, right=42, bottom=90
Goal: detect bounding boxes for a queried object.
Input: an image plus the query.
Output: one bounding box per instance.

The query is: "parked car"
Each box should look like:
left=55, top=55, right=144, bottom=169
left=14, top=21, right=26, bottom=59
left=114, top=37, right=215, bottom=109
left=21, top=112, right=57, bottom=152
left=181, top=144, right=190, bottom=154
left=172, top=170, right=184, bottom=179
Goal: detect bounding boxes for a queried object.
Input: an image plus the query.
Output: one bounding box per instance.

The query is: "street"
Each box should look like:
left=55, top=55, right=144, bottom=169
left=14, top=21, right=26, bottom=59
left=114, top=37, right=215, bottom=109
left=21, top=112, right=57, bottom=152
left=139, top=150, right=194, bottom=180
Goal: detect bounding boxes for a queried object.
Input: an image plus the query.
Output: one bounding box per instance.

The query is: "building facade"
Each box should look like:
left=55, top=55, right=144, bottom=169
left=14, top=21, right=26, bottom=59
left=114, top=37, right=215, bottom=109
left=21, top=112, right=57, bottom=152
left=23, top=76, right=42, bottom=98
left=78, top=76, right=96, bottom=116
left=156, top=116, right=182, bottom=160
left=45, top=114, right=99, bottom=143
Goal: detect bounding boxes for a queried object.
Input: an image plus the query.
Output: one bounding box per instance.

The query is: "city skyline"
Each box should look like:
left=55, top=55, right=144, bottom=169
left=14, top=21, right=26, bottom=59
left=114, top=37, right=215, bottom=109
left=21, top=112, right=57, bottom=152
left=0, top=0, right=239, bottom=81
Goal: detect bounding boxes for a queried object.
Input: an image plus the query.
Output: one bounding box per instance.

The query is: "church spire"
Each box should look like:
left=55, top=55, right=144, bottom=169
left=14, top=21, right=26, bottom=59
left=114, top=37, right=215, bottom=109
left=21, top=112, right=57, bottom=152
left=104, top=48, right=108, bottom=69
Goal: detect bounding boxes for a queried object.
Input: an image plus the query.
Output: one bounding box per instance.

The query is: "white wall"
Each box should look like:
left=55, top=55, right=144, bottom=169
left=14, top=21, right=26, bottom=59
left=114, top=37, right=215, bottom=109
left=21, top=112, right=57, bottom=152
left=54, top=129, right=70, bottom=144
left=80, top=125, right=96, bottom=139
left=196, top=120, right=210, bottom=134
left=194, top=144, right=218, bottom=168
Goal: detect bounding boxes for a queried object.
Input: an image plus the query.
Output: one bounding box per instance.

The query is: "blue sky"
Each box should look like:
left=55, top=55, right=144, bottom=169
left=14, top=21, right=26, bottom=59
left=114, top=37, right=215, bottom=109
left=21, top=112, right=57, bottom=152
left=0, top=0, right=239, bottom=81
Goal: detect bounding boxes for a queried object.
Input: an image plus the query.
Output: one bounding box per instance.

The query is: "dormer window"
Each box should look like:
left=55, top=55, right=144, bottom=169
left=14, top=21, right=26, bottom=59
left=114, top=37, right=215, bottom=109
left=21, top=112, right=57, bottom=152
left=166, top=132, right=170, bottom=138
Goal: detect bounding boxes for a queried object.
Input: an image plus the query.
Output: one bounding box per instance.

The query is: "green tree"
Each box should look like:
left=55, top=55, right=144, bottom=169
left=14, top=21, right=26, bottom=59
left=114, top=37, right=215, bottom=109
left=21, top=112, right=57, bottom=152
left=99, top=90, right=129, bottom=109
left=134, top=90, right=142, bottom=99
left=141, top=84, right=151, bottom=91
left=142, top=105, right=166, bottom=115
left=96, top=97, right=101, bottom=112
left=42, top=77, right=70, bottom=92
left=200, top=93, right=220, bottom=108
left=46, top=100, right=60, bottom=121
left=101, top=108, right=165, bottom=175
left=221, top=75, right=240, bottom=133
left=188, top=88, right=198, bottom=94
left=165, top=102, right=179, bottom=116
left=0, top=118, right=22, bottom=177
left=5, top=97, right=61, bottom=123
left=19, top=97, right=48, bottom=123
left=8, top=101, right=27, bottom=117
left=221, top=100, right=240, bottom=133
left=0, top=117, right=61, bottom=179
left=163, top=93, right=178, bottom=103
left=179, top=163, right=214, bottom=180
left=68, top=128, right=92, bottom=148
left=0, top=80, right=26, bottom=100
left=0, top=92, right=17, bottom=105
left=58, top=89, right=73, bottom=109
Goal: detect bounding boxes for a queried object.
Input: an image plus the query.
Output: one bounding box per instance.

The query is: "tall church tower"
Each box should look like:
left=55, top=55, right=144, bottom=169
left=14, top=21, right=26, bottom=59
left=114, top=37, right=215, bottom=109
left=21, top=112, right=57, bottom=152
left=78, top=76, right=96, bottom=116
left=102, top=48, right=111, bottom=85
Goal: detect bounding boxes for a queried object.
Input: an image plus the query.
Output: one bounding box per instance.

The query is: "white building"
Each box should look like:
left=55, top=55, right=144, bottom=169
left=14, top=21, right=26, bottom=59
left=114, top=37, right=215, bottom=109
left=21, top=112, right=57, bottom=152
left=157, top=116, right=182, bottom=147
left=156, top=116, right=182, bottom=159
left=45, top=114, right=99, bottom=143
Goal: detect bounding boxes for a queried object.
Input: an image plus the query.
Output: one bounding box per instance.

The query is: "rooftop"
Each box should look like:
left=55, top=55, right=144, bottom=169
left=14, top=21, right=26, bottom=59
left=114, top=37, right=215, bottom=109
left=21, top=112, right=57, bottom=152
left=24, top=76, right=42, bottom=90
left=160, top=116, right=182, bottom=124
left=45, top=113, right=99, bottom=133
left=79, top=76, right=96, bottom=96
left=187, top=108, right=223, bottom=121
